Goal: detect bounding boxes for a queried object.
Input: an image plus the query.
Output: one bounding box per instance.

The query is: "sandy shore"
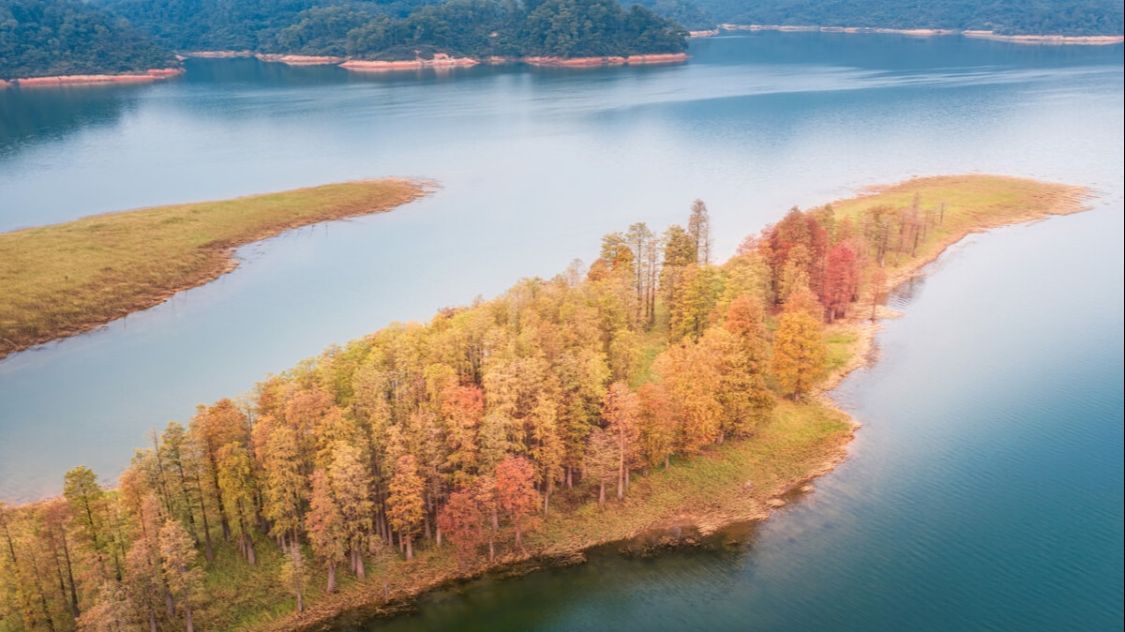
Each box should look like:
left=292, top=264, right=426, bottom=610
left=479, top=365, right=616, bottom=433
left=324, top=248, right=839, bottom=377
left=523, top=53, right=688, bottom=67
left=962, top=30, right=1124, bottom=45
left=720, top=23, right=1123, bottom=44
left=179, top=50, right=255, bottom=59
left=255, top=53, right=346, bottom=66
left=341, top=53, right=481, bottom=72
left=341, top=53, right=688, bottom=72
left=1, top=68, right=183, bottom=89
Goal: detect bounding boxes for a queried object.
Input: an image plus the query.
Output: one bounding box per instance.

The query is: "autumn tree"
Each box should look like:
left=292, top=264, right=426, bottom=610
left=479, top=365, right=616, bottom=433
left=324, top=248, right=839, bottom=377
left=387, top=454, right=424, bottom=560
left=436, top=490, right=484, bottom=567
left=215, top=442, right=257, bottom=564
left=494, top=456, right=540, bottom=551
left=823, top=243, right=859, bottom=321
left=603, top=382, right=640, bottom=499
left=653, top=341, right=723, bottom=452
left=771, top=303, right=828, bottom=399
left=278, top=545, right=309, bottom=614
left=159, top=520, right=201, bottom=632
left=189, top=399, right=248, bottom=542
left=687, top=199, right=712, bottom=265
left=637, top=383, right=678, bottom=469
left=261, top=425, right=307, bottom=549
left=305, top=469, right=346, bottom=593
left=441, top=384, right=484, bottom=484
left=326, top=441, right=373, bottom=577
left=584, top=429, right=618, bottom=508
left=63, top=466, right=120, bottom=582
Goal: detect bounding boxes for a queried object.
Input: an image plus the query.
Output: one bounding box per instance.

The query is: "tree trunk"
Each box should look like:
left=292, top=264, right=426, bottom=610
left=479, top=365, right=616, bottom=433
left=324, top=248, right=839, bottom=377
left=196, top=483, right=214, bottom=562
left=617, top=447, right=625, bottom=500
left=405, top=535, right=414, bottom=561
left=598, top=481, right=606, bottom=508
left=59, top=531, right=79, bottom=618
left=207, top=446, right=231, bottom=541
left=326, top=561, right=337, bottom=594
left=353, top=548, right=366, bottom=579
left=184, top=601, right=195, bottom=632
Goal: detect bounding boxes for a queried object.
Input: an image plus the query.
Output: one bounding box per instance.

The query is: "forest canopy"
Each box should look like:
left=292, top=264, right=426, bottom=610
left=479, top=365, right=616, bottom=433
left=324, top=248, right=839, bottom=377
left=97, top=0, right=686, bottom=58
left=2, top=0, right=687, bottom=76
left=689, top=0, right=1124, bottom=35
left=0, top=0, right=174, bottom=79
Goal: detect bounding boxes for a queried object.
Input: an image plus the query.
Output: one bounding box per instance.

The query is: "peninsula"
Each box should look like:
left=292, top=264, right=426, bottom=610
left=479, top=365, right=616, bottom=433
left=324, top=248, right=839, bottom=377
left=0, top=179, right=427, bottom=359
left=0, top=175, right=1088, bottom=632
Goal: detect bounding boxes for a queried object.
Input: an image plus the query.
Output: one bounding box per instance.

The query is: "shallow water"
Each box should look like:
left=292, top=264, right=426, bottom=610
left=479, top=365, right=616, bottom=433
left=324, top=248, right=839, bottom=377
left=1, top=37, right=1122, bottom=601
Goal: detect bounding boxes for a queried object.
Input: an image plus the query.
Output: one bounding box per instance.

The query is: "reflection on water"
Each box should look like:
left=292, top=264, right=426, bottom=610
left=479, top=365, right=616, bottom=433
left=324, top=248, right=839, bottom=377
left=0, top=84, right=143, bottom=158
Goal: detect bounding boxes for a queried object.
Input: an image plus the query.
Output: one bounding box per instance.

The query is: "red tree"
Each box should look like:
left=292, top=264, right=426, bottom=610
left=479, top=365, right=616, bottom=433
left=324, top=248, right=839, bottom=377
left=822, top=244, right=858, bottom=321
left=494, top=456, right=540, bottom=551
left=436, top=489, right=484, bottom=566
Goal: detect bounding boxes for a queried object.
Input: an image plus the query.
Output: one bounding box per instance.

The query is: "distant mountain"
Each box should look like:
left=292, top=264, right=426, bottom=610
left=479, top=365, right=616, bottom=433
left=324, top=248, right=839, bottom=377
left=0, top=0, right=174, bottom=79
left=687, top=0, right=1124, bottom=35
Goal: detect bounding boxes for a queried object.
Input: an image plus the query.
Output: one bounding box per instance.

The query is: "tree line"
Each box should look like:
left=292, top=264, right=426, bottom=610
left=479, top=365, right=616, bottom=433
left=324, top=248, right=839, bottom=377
left=0, top=0, right=174, bottom=79
left=99, top=0, right=686, bottom=58
left=690, top=0, right=1123, bottom=36
left=0, top=194, right=950, bottom=630
left=2, top=0, right=687, bottom=78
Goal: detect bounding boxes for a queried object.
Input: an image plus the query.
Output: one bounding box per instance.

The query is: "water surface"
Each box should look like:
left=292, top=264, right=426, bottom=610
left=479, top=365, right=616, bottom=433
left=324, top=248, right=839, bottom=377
left=1, top=33, right=1122, bottom=517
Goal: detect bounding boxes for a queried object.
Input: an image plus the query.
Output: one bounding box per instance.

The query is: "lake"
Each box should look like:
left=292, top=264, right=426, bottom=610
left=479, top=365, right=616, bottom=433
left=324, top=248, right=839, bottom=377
left=1, top=30, right=1122, bottom=629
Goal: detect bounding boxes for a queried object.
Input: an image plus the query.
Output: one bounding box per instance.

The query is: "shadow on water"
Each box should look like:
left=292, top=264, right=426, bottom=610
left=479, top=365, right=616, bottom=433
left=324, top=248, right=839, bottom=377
left=0, top=84, right=142, bottom=158
left=329, top=518, right=773, bottom=632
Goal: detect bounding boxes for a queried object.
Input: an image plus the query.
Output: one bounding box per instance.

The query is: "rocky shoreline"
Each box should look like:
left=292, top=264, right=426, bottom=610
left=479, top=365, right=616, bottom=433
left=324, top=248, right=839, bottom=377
left=717, top=23, right=1124, bottom=44
left=0, top=68, right=183, bottom=89
left=179, top=50, right=688, bottom=72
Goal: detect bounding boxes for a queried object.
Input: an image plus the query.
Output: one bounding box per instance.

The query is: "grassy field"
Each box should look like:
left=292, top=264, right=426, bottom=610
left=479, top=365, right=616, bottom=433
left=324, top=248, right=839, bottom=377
left=0, top=179, right=427, bottom=359
left=829, top=174, right=1086, bottom=286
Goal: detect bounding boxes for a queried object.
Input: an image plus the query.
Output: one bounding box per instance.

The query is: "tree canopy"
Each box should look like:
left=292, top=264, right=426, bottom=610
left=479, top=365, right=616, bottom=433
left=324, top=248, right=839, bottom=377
left=689, top=0, right=1123, bottom=36
left=0, top=0, right=174, bottom=79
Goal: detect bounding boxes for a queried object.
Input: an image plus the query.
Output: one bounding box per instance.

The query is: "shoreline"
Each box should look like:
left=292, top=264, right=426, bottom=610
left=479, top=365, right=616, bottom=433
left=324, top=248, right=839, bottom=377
left=0, top=68, right=183, bottom=89
left=249, top=175, right=1091, bottom=632
left=716, top=23, right=1123, bottom=45
left=175, top=50, right=688, bottom=72
left=0, top=179, right=430, bottom=361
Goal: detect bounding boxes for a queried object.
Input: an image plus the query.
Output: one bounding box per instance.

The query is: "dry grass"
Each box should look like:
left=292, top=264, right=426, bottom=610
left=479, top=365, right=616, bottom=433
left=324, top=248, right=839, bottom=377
left=829, top=174, right=1088, bottom=287
left=0, top=179, right=427, bottom=358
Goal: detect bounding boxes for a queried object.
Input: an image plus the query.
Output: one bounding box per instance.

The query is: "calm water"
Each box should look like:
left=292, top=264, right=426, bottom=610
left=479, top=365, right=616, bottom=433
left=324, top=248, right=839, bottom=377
left=1, top=31, right=1122, bottom=628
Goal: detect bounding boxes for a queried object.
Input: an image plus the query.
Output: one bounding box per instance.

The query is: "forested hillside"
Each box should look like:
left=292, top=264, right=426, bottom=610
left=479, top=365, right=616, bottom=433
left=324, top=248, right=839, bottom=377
left=97, top=0, right=686, bottom=58
left=0, top=0, right=174, bottom=79
left=691, top=0, right=1124, bottom=35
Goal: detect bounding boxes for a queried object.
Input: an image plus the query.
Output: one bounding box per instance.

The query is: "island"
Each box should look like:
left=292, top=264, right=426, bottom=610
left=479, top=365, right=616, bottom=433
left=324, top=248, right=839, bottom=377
left=3, top=0, right=689, bottom=84
left=0, top=179, right=428, bottom=359
left=0, top=175, right=1088, bottom=631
